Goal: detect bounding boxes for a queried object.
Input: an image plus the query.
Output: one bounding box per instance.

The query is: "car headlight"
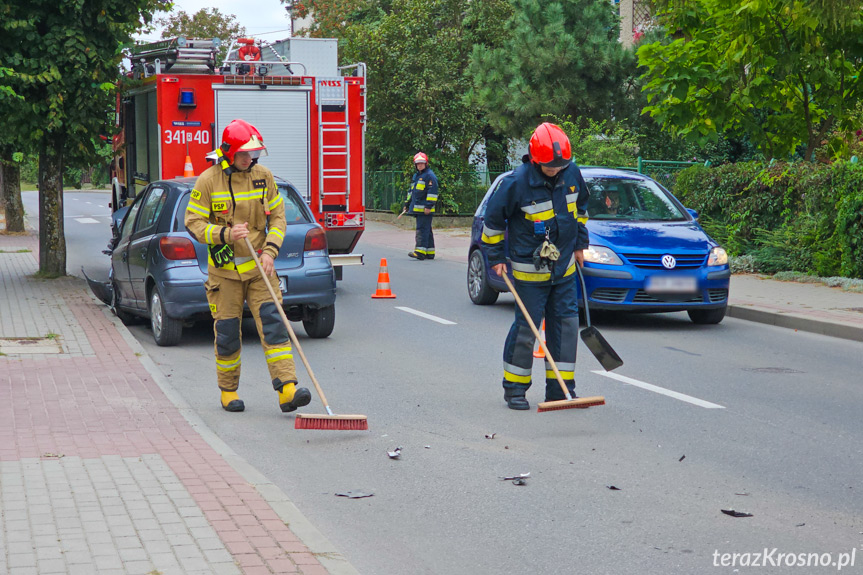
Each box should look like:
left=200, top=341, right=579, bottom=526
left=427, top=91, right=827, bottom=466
left=583, top=245, right=623, bottom=265
left=708, top=246, right=728, bottom=266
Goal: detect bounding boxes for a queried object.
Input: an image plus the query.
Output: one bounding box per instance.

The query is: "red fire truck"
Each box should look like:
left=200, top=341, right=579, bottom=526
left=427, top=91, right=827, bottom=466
left=111, top=36, right=366, bottom=274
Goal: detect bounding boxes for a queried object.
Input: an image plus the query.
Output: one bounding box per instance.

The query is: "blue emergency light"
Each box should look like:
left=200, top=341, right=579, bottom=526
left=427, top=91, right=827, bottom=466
left=178, top=88, right=196, bottom=109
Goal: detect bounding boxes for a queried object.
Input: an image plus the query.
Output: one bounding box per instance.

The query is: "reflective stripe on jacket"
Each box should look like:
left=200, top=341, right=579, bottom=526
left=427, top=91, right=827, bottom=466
left=481, top=162, right=589, bottom=285
left=184, top=163, right=286, bottom=281
left=405, top=167, right=439, bottom=214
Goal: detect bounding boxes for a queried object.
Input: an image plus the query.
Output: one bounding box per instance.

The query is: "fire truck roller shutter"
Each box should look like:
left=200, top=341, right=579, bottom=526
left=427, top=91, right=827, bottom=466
left=213, top=87, right=311, bottom=201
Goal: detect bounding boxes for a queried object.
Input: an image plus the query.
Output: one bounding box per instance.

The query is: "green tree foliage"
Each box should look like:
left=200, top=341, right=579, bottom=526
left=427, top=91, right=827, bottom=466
left=0, top=0, right=168, bottom=274
left=337, top=0, right=511, bottom=206
left=639, top=0, right=863, bottom=162
left=467, top=0, right=635, bottom=138
left=156, top=8, right=246, bottom=62
left=552, top=116, right=639, bottom=167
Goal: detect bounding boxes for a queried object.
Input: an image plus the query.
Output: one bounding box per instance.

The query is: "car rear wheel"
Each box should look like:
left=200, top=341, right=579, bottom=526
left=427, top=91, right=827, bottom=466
left=688, top=306, right=727, bottom=325
left=303, top=304, right=335, bottom=338
left=468, top=249, right=499, bottom=305
left=150, top=287, right=183, bottom=346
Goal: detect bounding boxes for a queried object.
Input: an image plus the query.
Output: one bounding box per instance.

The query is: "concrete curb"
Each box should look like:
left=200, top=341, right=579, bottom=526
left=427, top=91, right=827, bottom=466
left=88, top=288, right=361, bottom=575
left=727, top=304, right=863, bottom=343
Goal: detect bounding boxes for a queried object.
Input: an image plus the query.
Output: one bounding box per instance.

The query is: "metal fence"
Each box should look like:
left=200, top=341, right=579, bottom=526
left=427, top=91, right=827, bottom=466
left=365, top=158, right=705, bottom=216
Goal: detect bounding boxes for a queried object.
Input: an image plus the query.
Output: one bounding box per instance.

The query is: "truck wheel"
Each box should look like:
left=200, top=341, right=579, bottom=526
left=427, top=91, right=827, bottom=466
left=468, top=249, right=499, bottom=305
left=687, top=306, right=727, bottom=325
left=150, top=287, right=183, bottom=346
left=303, top=305, right=335, bottom=338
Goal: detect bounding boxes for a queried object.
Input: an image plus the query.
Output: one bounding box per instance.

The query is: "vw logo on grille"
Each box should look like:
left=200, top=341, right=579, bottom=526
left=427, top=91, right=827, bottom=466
left=661, top=254, right=677, bottom=269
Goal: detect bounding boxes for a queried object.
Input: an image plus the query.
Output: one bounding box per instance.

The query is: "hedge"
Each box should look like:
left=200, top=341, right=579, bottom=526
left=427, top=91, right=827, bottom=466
left=674, top=161, right=863, bottom=279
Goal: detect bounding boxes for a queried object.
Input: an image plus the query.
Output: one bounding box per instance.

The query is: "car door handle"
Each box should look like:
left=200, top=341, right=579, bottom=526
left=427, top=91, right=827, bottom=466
left=121, top=252, right=127, bottom=262
left=141, top=249, right=147, bottom=260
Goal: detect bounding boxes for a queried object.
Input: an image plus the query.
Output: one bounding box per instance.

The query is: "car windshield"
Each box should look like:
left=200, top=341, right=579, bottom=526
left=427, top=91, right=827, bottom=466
left=585, top=177, right=687, bottom=221
left=174, top=184, right=311, bottom=230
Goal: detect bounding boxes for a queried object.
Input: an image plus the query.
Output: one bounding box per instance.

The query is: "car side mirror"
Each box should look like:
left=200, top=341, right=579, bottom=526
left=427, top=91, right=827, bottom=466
left=686, top=208, right=699, bottom=220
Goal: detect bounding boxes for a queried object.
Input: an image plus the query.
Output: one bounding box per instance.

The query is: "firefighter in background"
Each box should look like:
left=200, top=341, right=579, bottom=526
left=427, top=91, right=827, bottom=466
left=184, top=119, right=311, bottom=414
left=481, top=123, right=589, bottom=410
left=403, top=152, right=439, bottom=260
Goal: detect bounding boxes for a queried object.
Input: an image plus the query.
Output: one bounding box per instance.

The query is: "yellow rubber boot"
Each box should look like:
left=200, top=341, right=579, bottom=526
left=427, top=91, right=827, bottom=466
left=221, top=391, right=245, bottom=412
left=276, top=380, right=311, bottom=413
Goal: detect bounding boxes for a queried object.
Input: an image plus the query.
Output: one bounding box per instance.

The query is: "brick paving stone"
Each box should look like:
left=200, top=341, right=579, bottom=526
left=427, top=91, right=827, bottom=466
left=0, top=234, right=329, bottom=575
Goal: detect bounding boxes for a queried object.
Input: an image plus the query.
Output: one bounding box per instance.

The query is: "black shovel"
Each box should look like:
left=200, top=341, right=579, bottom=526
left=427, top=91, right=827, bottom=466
left=575, top=263, right=623, bottom=371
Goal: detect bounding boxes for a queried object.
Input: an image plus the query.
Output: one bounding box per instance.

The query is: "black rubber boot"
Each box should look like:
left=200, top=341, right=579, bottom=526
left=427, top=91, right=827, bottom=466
left=504, top=388, right=530, bottom=410
left=279, top=387, right=312, bottom=413
left=408, top=251, right=426, bottom=260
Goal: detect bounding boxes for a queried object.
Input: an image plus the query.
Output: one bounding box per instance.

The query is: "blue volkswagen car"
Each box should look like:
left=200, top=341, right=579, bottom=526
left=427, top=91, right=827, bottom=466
left=88, top=177, right=336, bottom=346
left=467, top=168, right=730, bottom=324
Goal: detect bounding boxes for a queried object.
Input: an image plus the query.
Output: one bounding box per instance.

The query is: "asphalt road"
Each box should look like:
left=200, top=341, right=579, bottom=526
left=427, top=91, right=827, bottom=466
left=56, top=215, right=863, bottom=574
left=20, top=188, right=113, bottom=280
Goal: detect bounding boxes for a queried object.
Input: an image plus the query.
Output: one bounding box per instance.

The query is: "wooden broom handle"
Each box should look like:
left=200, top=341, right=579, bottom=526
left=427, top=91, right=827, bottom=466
left=244, top=237, right=331, bottom=411
left=500, top=273, right=572, bottom=400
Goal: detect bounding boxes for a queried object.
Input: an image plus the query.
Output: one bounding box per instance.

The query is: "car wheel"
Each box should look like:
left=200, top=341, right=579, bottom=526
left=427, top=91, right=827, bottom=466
left=468, top=249, right=499, bottom=305
left=687, top=306, right=727, bottom=325
left=303, top=304, right=335, bottom=338
left=149, top=286, right=183, bottom=346
left=111, top=284, right=136, bottom=326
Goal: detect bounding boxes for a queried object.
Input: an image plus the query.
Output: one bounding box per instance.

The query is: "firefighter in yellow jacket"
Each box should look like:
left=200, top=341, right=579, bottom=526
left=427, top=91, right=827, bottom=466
left=185, top=119, right=311, bottom=414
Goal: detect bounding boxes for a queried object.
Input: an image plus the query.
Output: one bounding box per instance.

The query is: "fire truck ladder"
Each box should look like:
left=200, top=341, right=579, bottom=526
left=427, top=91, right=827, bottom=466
left=132, top=37, right=220, bottom=77
left=317, top=80, right=350, bottom=213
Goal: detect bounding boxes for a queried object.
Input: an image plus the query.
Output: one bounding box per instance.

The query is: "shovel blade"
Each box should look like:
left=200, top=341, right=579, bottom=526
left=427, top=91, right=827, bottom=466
left=580, top=326, right=623, bottom=371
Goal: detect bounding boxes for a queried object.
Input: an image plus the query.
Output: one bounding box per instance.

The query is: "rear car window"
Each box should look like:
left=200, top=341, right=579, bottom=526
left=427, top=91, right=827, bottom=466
left=174, top=185, right=312, bottom=231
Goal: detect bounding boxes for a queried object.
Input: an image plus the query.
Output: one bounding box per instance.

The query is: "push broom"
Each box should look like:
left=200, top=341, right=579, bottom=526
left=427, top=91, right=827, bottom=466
left=244, top=238, right=368, bottom=430
left=500, top=273, right=605, bottom=412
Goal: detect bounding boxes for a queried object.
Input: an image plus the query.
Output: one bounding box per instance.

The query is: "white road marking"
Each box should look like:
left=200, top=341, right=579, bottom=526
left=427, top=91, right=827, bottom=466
left=395, top=306, right=457, bottom=325
left=74, top=218, right=100, bottom=224
left=592, top=370, right=725, bottom=409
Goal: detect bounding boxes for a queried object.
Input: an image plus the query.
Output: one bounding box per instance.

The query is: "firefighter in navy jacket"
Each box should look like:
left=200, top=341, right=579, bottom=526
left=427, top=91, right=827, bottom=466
left=185, top=119, right=310, bottom=415
left=403, top=152, right=439, bottom=260
left=481, top=123, right=589, bottom=410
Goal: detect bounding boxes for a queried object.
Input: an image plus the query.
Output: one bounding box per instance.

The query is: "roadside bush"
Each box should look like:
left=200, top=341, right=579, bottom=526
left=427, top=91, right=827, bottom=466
left=675, top=160, right=863, bottom=279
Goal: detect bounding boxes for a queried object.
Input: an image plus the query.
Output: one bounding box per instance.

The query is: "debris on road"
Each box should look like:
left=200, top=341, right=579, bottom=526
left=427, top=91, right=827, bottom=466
left=335, top=491, right=374, bottom=499
left=606, top=485, right=621, bottom=491
left=500, top=472, right=530, bottom=485
left=387, top=447, right=402, bottom=460
left=721, top=509, right=753, bottom=518
left=485, top=433, right=496, bottom=439
left=678, top=455, right=686, bottom=462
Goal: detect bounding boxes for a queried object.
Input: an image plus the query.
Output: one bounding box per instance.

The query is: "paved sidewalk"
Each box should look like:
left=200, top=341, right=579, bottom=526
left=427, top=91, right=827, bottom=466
left=0, top=230, right=356, bottom=574
left=364, top=219, right=863, bottom=342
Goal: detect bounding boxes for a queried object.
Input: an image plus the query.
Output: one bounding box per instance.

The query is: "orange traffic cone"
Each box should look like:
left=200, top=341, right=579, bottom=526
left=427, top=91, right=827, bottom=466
left=183, top=155, right=195, bottom=177
left=533, top=319, right=546, bottom=358
left=371, top=258, right=397, bottom=299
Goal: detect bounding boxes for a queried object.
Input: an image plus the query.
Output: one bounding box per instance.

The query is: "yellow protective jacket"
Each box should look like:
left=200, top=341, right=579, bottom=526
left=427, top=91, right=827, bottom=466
left=184, top=163, right=286, bottom=281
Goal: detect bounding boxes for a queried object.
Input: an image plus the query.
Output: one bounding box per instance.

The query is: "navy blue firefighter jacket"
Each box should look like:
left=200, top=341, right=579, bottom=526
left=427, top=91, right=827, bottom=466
left=404, top=167, right=439, bottom=215
left=481, top=162, right=589, bottom=284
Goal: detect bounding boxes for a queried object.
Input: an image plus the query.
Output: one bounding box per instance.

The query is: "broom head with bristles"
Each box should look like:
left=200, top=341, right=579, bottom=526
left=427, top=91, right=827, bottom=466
left=537, top=395, right=605, bottom=412
left=295, top=413, right=369, bottom=430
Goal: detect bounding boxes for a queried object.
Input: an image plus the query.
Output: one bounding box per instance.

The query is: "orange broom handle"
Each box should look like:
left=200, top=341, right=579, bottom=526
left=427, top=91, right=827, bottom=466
left=501, top=272, right=572, bottom=401
left=244, top=237, right=333, bottom=414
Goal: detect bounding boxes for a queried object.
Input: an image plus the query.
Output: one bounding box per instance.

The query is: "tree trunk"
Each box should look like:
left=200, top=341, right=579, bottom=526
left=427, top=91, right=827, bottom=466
left=38, top=136, right=66, bottom=276
left=1, top=160, right=26, bottom=233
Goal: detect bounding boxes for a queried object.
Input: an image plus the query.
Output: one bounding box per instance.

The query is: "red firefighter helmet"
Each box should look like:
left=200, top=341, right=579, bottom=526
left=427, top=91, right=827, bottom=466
left=529, top=122, right=572, bottom=168
left=219, top=119, right=268, bottom=164
left=413, top=152, right=429, bottom=165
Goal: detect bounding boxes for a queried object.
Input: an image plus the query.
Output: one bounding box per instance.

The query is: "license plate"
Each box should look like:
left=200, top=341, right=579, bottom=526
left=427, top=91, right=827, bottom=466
left=645, top=275, right=697, bottom=294
left=279, top=277, right=287, bottom=293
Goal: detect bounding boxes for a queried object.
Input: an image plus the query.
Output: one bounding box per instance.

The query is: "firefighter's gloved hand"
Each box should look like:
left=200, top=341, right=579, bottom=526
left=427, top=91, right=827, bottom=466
left=209, top=244, right=234, bottom=268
